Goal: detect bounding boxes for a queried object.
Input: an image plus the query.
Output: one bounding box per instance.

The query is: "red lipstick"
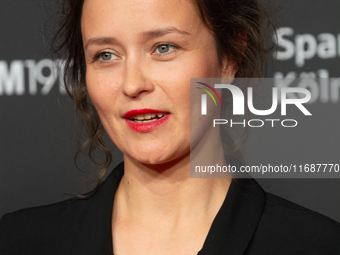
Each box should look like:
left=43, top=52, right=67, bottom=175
left=123, top=109, right=165, bottom=118
left=123, top=108, right=170, bottom=133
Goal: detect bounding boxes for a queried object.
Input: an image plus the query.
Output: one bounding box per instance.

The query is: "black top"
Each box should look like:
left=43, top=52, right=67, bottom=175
left=1, top=162, right=340, bottom=255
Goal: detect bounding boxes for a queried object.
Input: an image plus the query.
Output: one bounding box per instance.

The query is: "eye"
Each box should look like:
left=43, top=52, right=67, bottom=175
left=154, top=44, right=176, bottom=55
left=98, top=52, right=118, bottom=61
left=156, top=44, right=170, bottom=54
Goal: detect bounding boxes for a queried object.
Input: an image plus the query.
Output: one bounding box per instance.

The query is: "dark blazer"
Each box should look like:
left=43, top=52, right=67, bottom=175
left=1, top=162, right=340, bottom=255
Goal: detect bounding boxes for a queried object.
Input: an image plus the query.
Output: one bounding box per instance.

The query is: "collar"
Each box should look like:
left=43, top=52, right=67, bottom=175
left=71, top=162, right=265, bottom=255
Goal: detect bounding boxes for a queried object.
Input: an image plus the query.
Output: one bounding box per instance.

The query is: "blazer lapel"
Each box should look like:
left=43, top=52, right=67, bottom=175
left=198, top=177, right=266, bottom=255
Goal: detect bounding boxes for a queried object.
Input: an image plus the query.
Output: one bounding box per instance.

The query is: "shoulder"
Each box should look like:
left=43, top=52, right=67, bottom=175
left=263, top=192, right=340, bottom=235
left=0, top=196, right=88, bottom=254
left=248, top=191, right=340, bottom=254
left=0, top=163, right=123, bottom=255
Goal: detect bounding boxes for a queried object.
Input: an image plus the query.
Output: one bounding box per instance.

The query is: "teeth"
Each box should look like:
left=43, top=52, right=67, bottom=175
left=129, top=113, right=166, bottom=121
left=136, top=114, right=144, bottom=120
left=143, top=119, right=156, bottom=123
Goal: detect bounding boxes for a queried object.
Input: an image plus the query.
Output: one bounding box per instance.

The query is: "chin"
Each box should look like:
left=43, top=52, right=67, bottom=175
left=135, top=151, right=190, bottom=172
left=127, top=147, right=188, bottom=167
left=135, top=153, right=172, bottom=165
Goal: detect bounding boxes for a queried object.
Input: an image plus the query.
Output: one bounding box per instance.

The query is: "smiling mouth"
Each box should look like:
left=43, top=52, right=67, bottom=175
left=128, top=113, right=168, bottom=123
left=123, top=109, right=171, bottom=132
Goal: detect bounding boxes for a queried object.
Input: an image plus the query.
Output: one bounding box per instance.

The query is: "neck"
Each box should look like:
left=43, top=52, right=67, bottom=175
left=113, top=135, right=230, bottom=228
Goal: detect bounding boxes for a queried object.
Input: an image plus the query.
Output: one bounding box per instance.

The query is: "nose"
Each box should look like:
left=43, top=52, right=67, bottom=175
left=121, top=58, right=154, bottom=98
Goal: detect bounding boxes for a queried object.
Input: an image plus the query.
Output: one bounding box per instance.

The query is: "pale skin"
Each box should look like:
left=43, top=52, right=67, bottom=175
left=81, top=0, right=237, bottom=254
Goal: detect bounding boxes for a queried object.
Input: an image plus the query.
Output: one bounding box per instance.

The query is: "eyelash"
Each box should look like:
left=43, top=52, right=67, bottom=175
left=93, top=43, right=179, bottom=64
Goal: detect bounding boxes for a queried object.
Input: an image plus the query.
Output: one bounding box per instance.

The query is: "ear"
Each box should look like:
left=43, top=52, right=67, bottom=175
left=221, top=59, right=238, bottom=79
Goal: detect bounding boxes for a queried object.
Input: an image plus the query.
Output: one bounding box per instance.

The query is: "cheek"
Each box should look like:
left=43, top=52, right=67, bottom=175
left=86, top=69, right=120, bottom=115
left=147, top=51, right=221, bottom=122
left=166, top=53, right=221, bottom=102
left=173, top=50, right=221, bottom=88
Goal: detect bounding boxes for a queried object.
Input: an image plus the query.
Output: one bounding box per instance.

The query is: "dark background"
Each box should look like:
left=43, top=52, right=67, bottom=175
left=1, top=0, right=340, bottom=223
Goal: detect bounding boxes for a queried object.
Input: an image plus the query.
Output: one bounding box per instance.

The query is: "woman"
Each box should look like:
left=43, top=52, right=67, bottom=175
left=1, top=0, right=340, bottom=254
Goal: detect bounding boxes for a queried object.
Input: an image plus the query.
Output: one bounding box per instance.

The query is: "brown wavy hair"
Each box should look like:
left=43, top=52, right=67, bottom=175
left=52, top=0, right=275, bottom=190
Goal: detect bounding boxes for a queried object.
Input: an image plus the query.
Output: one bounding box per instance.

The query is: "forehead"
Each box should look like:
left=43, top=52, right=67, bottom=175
left=81, top=0, right=201, bottom=39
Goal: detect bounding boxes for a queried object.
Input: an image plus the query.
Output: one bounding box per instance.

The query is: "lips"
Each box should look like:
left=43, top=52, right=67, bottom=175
left=123, top=108, right=170, bottom=132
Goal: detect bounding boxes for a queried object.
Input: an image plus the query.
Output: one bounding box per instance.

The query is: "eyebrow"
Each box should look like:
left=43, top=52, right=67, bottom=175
left=84, top=27, right=191, bottom=50
left=142, top=27, right=191, bottom=38
left=85, top=37, right=117, bottom=50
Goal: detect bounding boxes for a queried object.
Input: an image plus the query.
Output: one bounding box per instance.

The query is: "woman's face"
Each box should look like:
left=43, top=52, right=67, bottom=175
left=81, top=0, right=235, bottom=165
